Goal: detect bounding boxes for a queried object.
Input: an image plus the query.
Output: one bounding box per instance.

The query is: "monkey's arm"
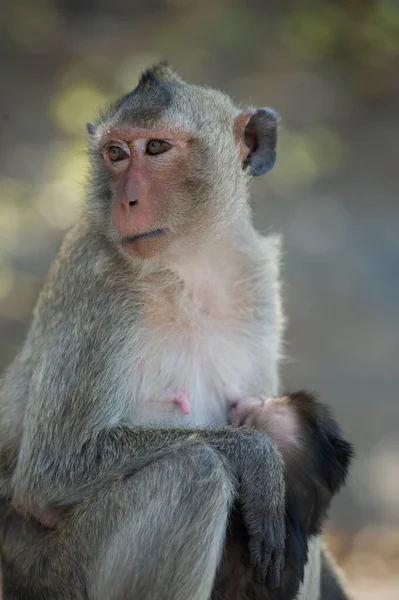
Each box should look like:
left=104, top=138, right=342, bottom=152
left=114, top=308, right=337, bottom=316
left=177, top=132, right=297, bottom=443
left=13, top=423, right=286, bottom=586
left=13, top=422, right=280, bottom=509
left=230, top=392, right=352, bottom=536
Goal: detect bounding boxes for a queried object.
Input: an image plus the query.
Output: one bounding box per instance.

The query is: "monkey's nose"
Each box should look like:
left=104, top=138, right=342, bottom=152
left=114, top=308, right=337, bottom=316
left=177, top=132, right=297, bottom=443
left=121, top=199, right=138, bottom=209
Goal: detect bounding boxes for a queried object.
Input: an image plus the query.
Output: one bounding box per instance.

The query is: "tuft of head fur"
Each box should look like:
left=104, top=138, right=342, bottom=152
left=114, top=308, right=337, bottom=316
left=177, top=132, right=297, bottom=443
left=137, top=61, right=184, bottom=87
left=89, top=61, right=237, bottom=139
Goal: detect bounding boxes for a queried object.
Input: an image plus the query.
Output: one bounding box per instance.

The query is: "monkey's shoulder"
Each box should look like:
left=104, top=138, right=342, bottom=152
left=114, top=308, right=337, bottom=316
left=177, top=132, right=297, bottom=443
left=34, top=224, right=127, bottom=316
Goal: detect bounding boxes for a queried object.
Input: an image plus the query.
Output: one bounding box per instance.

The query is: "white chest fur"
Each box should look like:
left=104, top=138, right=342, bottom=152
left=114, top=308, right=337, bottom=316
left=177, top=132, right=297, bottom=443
left=127, top=317, right=256, bottom=427
left=122, top=239, right=281, bottom=427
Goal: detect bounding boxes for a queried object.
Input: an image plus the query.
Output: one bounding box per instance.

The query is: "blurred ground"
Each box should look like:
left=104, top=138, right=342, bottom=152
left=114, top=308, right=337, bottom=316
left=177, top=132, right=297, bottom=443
left=327, top=528, right=399, bottom=599
left=0, top=0, right=398, bottom=597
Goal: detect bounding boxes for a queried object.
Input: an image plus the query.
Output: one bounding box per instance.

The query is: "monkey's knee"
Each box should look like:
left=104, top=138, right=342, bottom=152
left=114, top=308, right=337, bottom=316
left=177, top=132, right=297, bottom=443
left=170, top=442, right=235, bottom=511
left=91, top=445, right=233, bottom=600
left=183, top=442, right=228, bottom=475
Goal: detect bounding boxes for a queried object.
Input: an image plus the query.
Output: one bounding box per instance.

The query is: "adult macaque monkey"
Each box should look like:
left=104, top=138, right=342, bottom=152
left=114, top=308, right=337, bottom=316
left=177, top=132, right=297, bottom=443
left=0, top=63, right=352, bottom=600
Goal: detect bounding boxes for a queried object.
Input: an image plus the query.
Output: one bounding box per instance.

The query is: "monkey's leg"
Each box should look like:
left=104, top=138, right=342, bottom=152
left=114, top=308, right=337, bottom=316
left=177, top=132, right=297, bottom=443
left=1, top=444, right=234, bottom=600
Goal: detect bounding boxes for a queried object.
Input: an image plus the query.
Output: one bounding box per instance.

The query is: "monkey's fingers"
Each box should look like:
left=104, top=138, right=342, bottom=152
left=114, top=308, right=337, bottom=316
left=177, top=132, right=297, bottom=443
left=245, top=509, right=285, bottom=587
left=249, top=536, right=272, bottom=585
left=266, top=547, right=285, bottom=589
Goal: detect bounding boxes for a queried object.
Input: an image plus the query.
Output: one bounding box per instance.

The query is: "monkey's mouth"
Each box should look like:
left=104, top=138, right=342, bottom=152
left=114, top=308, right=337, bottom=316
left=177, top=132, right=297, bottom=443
left=121, top=229, right=168, bottom=243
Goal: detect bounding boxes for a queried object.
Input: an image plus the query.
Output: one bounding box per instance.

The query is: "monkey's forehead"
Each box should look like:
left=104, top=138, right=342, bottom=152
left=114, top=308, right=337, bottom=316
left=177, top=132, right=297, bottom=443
left=100, top=72, right=236, bottom=134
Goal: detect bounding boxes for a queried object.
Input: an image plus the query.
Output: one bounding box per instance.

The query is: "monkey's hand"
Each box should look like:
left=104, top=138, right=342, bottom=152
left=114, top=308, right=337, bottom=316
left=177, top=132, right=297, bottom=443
left=228, top=428, right=286, bottom=587
left=228, top=396, right=295, bottom=587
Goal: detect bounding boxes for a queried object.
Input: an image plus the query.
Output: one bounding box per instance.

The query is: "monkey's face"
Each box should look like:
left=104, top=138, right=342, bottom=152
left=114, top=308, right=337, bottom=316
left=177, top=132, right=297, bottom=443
left=87, top=63, right=278, bottom=260
left=98, top=126, right=196, bottom=258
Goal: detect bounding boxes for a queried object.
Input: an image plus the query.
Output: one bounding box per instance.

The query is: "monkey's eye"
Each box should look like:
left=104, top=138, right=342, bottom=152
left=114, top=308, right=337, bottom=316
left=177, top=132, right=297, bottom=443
left=146, top=139, right=172, bottom=156
left=108, top=146, right=128, bottom=162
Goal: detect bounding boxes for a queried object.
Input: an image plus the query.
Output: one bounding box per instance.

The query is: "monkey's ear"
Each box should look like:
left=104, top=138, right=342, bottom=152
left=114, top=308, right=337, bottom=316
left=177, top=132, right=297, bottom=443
left=236, top=108, right=278, bottom=176
left=86, top=122, right=96, bottom=135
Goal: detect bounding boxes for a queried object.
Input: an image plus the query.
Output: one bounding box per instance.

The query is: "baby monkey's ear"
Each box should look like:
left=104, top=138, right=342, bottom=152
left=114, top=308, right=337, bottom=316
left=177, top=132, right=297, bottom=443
left=235, top=107, right=278, bottom=176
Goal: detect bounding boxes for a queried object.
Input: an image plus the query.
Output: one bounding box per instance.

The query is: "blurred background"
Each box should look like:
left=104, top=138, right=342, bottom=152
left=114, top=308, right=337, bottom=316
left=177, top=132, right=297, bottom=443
left=0, top=0, right=398, bottom=597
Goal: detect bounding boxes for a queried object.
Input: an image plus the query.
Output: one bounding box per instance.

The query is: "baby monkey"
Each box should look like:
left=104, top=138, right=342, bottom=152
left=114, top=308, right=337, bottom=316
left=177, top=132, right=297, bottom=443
left=0, top=62, right=352, bottom=600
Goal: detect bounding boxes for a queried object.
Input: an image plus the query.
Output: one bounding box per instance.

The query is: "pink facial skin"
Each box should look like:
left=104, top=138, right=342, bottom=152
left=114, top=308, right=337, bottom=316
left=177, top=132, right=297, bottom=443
left=172, top=389, right=190, bottom=415
left=228, top=395, right=300, bottom=452
left=229, top=395, right=269, bottom=427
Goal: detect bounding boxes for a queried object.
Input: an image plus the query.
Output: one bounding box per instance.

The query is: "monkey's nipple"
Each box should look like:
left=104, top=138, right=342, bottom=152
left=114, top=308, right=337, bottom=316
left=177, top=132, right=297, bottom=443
left=172, top=389, right=190, bottom=415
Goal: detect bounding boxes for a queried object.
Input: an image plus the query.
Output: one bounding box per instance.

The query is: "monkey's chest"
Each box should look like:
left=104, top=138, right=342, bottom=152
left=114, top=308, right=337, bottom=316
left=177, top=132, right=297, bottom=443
left=125, top=307, right=257, bottom=427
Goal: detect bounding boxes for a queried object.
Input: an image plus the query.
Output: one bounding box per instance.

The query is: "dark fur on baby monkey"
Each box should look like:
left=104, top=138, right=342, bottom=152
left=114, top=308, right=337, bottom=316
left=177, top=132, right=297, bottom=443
left=0, top=62, right=353, bottom=600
